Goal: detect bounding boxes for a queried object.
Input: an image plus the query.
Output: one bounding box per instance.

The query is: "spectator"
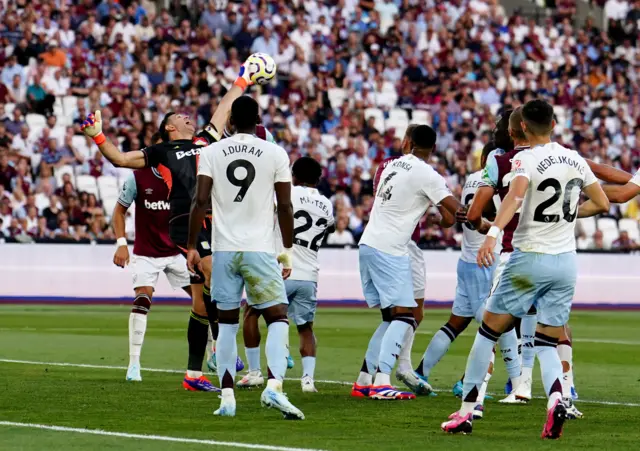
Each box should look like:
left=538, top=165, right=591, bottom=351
left=43, top=194, right=62, bottom=231
left=39, top=40, right=67, bottom=68
left=27, top=74, right=55, bottom=116
left=7, top=73, right=27, bottom=104
left=326, top=216, right=355, bottom=246
left=1, top=55, right=25, bottom=88
left=0, top=153, right=16, bottom=190
left=612, top=230, right=637, bottom=250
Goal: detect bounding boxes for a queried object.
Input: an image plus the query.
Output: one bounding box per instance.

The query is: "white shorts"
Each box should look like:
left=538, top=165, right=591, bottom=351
left=408, top=240, right=426, bottom=300
left=131, top=254, right=190, bottom=290
left=489, top=252, right=511, bottom=296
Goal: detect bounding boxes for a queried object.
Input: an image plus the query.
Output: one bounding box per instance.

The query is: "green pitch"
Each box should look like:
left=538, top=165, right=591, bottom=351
left=1, top=305, right=639, bottom=450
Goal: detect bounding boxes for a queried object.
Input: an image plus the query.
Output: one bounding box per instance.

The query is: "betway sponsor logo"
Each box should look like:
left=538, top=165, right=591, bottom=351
left=176, top=148, right=202, bottom=160
left=144, top=199, right=170, bottom=210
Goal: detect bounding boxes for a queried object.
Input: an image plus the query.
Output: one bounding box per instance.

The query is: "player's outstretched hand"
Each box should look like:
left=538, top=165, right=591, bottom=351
left=277, top=248, right=293, bottom=280
left=81, top=110, right=103, bottom=138
left=113, top=244, right=130, bottom=268
left=455, top=206, right=468, bottom=225
left=238, top=61, right=254, bottom=86
left=477, top=237, right=497, bottom=268
left=186, top=249, right=202, bottom=275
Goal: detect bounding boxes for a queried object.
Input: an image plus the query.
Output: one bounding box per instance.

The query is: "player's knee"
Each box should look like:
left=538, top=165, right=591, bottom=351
left=479, top=321, right=502, bottom=343
left=447, top=314, right=472, bottom=334
left=441, top=320, right=464, bottom=342
left=263, top=304, right=289, bottom=326
left=132, top=292, right=152, bottom=315
left=534, top=328, right=559, bottom=348
left=200, top=256, right=212, bottom=280
left=218, top=308, right=240, bottom=325
left=296, top=321, right=313, bottom=333
left=192, top=294, right=207, bottom=316
left=380, top=307, right=392, bottom=322
left=392, top=311, right=417, bottom=331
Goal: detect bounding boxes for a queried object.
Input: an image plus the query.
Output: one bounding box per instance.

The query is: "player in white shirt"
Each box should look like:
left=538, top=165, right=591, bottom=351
left=442, top=100, right=610, bottom=439
left=416, top=143, right=500, bottom=418
left=351, top=125, right=461, bottom=400
left=286, top=157, right=334, bottom=392
left=186, top=96, right=303, bottom=420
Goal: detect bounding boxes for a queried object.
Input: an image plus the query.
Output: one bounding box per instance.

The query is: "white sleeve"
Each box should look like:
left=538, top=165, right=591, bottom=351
left=511, top=152, right=534, bottom=181
left=274, top=147, right=292, bottom=183
left=197, top=146, right=213, bottom=179
left=582, top=161, right=598, bottom=187
left=630, top=169, right=640, bottom=187
left=420, top=167, right=452, bottom=205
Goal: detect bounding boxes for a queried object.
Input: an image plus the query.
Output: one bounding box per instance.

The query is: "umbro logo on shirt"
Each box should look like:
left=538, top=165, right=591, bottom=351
left=145, top=188, right=153, bottom=195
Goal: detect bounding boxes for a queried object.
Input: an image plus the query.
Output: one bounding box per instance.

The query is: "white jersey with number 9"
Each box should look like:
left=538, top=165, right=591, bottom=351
left=197, top=133, right=291, bottom=252
left=511, top=142, right=598, bottom=254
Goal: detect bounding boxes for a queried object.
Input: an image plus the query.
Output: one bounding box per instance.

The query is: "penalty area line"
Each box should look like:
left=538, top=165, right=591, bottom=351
left=0, top=421, right=329, bottom=451
left=1, top=358, right=639, bottom=407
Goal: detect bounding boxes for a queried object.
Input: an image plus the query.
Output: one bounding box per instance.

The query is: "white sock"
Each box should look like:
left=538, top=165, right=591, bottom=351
left=221, top=387, right=235, bottom=400
left=397, top=327, right=415, bottom=374
left=206, top=327, right=214, bottom=359
left=356, top=371, right=372, bottom=386
left=186, top=370, right=203, bottom=378
left=558, top=342, right=573, bottom=396
left=373, top=372, right=391, bottom=387
left=301, top=356, right=316, bottom=379
left=129, top=312, right=147, bottom=367
left=245, top=346, right=261, bottom=372
left=521, top=365, right=533, bottom=381
left=476, top=351, right=495, bottom=405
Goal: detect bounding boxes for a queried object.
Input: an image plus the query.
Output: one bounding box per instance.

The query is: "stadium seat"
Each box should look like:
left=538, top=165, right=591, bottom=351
left=258, top=94, right=272, bottom=110
left=5, top=103, right=15, bottom=117
left=72, top=135, right=92, bottom=160
left=618, top=218, right=640, bottom=242
left=578, top=216, right=597, bottom=237
left=489, top=104, right=501, bottom=116
left=54, top=165, right=75, bottom=188
left=62, top=95, right=79, bottom=117
left=102, top=195, right=119, bottom=220
left=412, top=109, right=430, bottom=125
left=321, top=133, right=338, bottom=149
left=328, top=88, right=347, bottom=109
left=97, top=175, right=119, bottom=200
left=597, top=217, right=619, bottom=248
left=364, top=107, right=385, bottom=133
left=389, top=108, right=409, bottom=123
left=76, top=174, right=99, bottom=196
left=376, top=91, right=397, bottom=109
left=26, top=114, right=47, bottom=130
left=385, top=117, right=409, bottom=138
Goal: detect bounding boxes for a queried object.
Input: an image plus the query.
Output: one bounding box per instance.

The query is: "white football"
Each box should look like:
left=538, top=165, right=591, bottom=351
left=246, top=53, right=277, bottom=85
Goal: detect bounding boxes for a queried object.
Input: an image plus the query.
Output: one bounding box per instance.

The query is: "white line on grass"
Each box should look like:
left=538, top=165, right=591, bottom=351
left=0, top=421, right=328, bottom=451
left=2, top=358, right=639, bottom=407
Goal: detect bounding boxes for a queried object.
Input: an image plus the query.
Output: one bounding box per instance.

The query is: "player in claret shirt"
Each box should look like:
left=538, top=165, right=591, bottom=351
left=112, top=133, right=192, bottom=384
left=82, top=60, right=256, bottom=391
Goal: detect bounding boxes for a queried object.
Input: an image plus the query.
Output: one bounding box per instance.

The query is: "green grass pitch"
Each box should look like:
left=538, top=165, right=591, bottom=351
left=1, top=305, right=639, bottom=450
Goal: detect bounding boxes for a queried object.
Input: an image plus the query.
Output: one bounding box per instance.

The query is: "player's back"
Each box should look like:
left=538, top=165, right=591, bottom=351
left=361, top=154, right=451, bottom=256
left=513, top=142, right=595, bottom=254
left=200, top=133, right=291, bottom=252
left=460, top=171, right=502, bottom=262
left=290, top=185, right=334, bottom=282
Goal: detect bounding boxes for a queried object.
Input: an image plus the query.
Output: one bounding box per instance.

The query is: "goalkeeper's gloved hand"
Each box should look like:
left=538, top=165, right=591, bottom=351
left=81, top=110, right=106, bottom=145
left=234, top=61, right=254, bottom=90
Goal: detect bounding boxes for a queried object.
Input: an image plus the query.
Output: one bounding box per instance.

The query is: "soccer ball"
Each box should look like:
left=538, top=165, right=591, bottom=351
left=246, top=53, right=277, bottom=85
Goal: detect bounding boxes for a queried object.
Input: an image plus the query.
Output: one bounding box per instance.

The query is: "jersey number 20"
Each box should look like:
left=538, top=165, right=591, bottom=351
left=227, top=159, right=256, bottom=202
left=293, top=211, right=328, bottom=252
left=533, top=178, right=583, bottom=223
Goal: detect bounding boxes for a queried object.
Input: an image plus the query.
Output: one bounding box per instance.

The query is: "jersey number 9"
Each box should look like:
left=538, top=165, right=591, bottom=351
left=227, top=159, right=256, bottom=202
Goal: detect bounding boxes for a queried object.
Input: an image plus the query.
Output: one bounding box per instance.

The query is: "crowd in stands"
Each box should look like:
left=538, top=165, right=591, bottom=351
left=0, top=0, right=639, bottom=250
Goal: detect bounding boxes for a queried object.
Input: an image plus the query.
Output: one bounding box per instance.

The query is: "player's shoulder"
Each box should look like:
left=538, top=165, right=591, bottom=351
left=467, top=170, right=484, bottom=183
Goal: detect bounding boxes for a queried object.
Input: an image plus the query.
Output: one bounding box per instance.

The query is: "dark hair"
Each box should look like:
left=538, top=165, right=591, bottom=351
left=493, top=108, right=513, bottom=150
left=481, top=141, right=496, bottom=169
left=292, top=157, right=322, bottom=186
left=522, top=99, right=554, bottom=136
left=508, top=106, right=526, bottom=141
left=158, top=112, right=175, bottom=142
left=230, top=96, right=259, bottom=132
left=411, top=124, right=437, bottom=150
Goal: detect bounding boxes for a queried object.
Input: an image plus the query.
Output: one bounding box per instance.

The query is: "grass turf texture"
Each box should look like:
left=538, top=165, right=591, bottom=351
left=0, top=305, right=639, bottom=450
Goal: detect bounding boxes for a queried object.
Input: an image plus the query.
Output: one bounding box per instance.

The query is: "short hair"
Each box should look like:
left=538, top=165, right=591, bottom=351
left=509, top=106, right=526, bottom=141
left=292, top=157, right=322, bottom=186
left=521, top=99, right=555, bottom=136
left=151, top=131, right=162, bottom=144
left=404, top=123, right=419, bottom=141
left=158, top=112, right=175, bottom=142
left=481, top=140, right=496, bottom=169
left=411, top=125, right=437, bottom=150
left=493, top=108, right=513, bottom=150
left=231, top=96, right=259, bottom=132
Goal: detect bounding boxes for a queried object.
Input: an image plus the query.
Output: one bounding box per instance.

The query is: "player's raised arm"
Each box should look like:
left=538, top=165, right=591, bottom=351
left=586, top=159, right=632, bottom=185
left=578, top=164, right=611, bottom=218
left=81, top=111, right=146, bottom=169
left=601, top=172, right=640, bottom=204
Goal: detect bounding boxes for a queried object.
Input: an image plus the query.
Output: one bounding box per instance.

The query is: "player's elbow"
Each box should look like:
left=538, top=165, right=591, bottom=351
left=597, top=197, right=610, bottom=213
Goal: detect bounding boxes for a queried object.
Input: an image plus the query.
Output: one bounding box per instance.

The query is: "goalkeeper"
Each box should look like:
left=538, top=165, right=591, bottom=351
left=80, top=59, right=253, bottom=391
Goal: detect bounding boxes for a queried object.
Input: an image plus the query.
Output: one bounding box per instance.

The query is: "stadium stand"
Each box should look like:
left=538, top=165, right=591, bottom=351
left=0, top=0, right=638, bottom=250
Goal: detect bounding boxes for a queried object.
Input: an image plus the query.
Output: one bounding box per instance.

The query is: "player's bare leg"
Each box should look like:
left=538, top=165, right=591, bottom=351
left=259, top=304, right=304, bottom=419
left=298, top=321, right=317, bottom=392
left=126, top=286, right=154, bottom=381
left=237, top=306, right=265, bottom=388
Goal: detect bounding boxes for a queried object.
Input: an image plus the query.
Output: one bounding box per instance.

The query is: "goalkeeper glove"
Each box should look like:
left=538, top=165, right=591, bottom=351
left=234, top=61, right=254, bottom=90
left=81, top=110, right=106, bottom=145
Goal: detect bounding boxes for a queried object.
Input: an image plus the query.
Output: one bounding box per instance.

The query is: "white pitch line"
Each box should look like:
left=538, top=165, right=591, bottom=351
left=0, top=421, right=328, bottom=451
left=2, top=358, right=639, bottom=407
